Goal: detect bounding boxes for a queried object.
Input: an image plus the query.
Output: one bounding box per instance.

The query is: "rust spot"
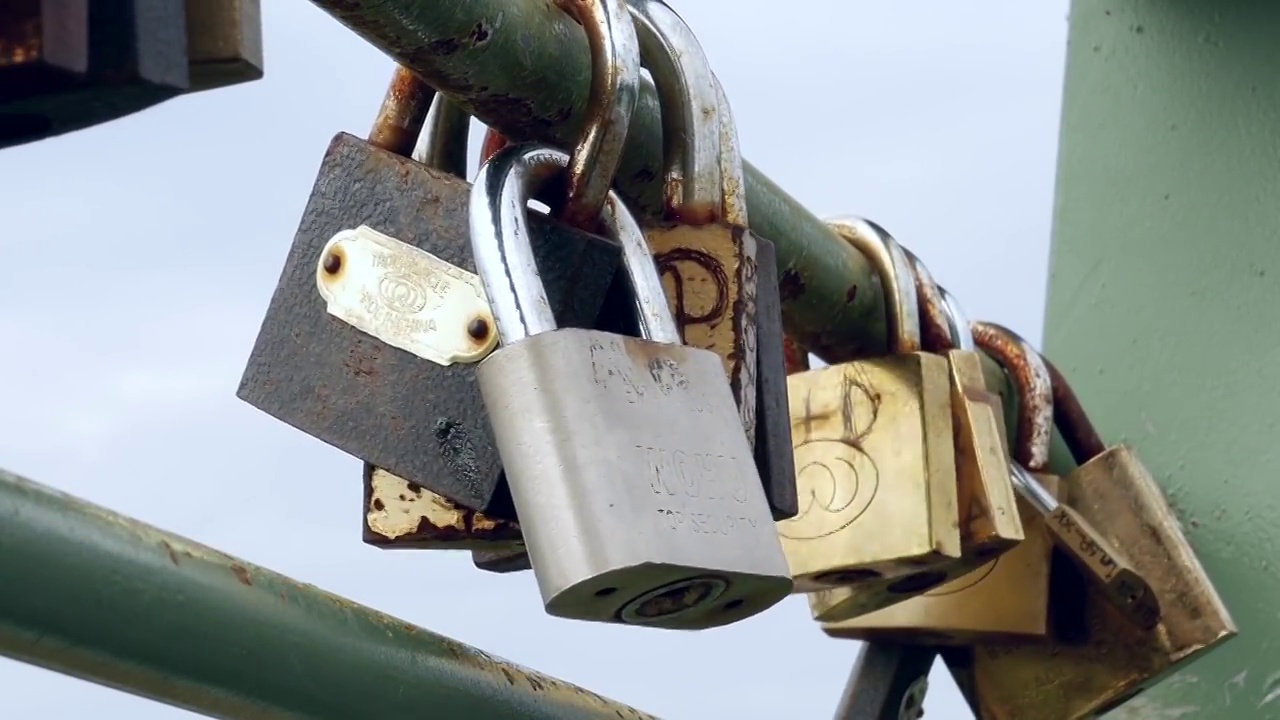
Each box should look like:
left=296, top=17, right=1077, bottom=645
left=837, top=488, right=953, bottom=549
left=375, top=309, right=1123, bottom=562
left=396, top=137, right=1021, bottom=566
left=368, top=66, right=433, bottom=157
left=405, top=481, right=423, bottom=495
left=467, top=316, right=490, bottom=341
left=322, top=249, right=342, bottom=275
left=162, top=541, right=180, bottom=566
left=782, top=335, right=810, bottom=374
left=230, top=564, right=253, bottom=586
left=972, top=322, right=1054, bottom=470
left=372, top=498, right=385, bottom=511
left=844, top=284, right=858, bottom=304
left=777, top=269, right=805, bottom=302
left=1043, top=358, right=1107, bottom=464
left=469, top=22, right=491, bottom=44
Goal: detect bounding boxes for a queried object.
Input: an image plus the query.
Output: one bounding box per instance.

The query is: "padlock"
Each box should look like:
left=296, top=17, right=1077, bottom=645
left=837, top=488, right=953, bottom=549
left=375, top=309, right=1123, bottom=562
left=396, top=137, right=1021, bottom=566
left=474, top=1, right=797, bottom=521
left=779, top=217, right=961, bottom=603
left=237, top=49, right=627, bottom=520
left=2, top=1, right=189, bottom=149
left=820, top=275, right=1054, bottom=642
left=952, top=363, right=1239, bottom=717
left=974, top=322, right=1159, bottom=631
left=184, top=0, right=263, bottom=92
left=354, top=88, right=523, bottom=553
left=753, top=232, right=798, bottom=520
left=471, top=142, right=791, bottom=628
left=947, top=336, right=1235, bottom=720
left=615, top=0, right=758, bottom=447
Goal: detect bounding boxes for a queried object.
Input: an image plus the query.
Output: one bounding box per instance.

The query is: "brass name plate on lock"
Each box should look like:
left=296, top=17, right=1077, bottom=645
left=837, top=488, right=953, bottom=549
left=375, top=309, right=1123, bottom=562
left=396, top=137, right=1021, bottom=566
left=316, top=225, right=498, bottom=366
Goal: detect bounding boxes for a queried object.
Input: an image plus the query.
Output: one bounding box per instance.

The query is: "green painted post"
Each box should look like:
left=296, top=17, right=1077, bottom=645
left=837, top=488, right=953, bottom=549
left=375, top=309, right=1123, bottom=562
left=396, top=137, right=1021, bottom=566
left=1044, top=0, right=1279, bottom=715
left=0, top=470, right=652, bottom=720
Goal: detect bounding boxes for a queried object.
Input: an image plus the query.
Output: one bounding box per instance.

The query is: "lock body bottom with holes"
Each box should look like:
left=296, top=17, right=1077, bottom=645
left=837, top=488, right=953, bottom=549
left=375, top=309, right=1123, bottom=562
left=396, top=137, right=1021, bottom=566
left=478, top=328, right=792, bottom=630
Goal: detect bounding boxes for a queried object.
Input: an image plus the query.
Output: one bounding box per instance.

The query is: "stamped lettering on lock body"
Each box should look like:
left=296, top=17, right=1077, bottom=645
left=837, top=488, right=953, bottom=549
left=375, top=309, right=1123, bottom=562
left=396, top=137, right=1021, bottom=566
left=317, top=225, right=497, bottom=367
left=582, top=335, right=758, bottom=537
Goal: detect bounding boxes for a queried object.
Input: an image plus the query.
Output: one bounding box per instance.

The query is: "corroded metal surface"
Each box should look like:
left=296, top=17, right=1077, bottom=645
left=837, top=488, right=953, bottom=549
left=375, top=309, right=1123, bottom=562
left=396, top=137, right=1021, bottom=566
left=0, top=468, right=653, bottom=719
left=308, top=0, right=887, bottom=362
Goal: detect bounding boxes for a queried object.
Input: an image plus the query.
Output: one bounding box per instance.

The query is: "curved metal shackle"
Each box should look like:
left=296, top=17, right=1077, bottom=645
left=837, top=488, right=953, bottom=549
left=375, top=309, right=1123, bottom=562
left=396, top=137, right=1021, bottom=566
left=900, top=248, right=954, bottom=353
left=414, top=94, right=471, bottom=177
left=470, top=143, right=681, bottom=346
left=938, top=288, right=976, bottom=352
left=1042, top=356, right=1108, bottom=465
left=626, top=0, right=723, bottom=221
left=825, top=217, right=922, bottom=355
left=971, top=322, right=1054, bottom=471
left=557, top=0, right=642, bottom=229
left=712, top=75, right=749, bottom=227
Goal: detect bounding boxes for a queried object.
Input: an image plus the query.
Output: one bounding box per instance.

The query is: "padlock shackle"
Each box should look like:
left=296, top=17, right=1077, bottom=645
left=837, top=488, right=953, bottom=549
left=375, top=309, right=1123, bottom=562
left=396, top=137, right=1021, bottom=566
left=627, top=0, right=724, bottom=223
left=471, top=142, right=681, bottom=345
left=557, top=0, right=642, bottom=230
left=1042, top=356, right=1108, bottom=465
left=712, top=77, right=750, bottom=228
left=416, top=94, right=470, bottom=178
left=368, top=66, right=435, bottom=158
left=825, top=217, right=922, bottom=355
left=938, top=288, right=975, bottom=353
left=971, top=321, right=1054, bottom=471
left=901, top=249, right=960, bottom=353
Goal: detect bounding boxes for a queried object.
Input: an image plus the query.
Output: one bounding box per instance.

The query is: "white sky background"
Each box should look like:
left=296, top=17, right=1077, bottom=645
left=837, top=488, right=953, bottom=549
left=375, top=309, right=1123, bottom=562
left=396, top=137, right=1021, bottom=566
left=0, top=1, right=1069, bottom=717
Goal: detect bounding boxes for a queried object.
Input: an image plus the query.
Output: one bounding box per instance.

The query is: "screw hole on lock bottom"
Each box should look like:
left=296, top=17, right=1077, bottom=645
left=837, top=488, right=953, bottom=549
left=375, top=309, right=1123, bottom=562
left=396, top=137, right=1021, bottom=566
left=887, top=570, right=949, bottom=595
left=617, top=577, right=728, bottom=625
left=594, top=587, right=618, bottom=598
left=813, top=569, right=882, bottom=586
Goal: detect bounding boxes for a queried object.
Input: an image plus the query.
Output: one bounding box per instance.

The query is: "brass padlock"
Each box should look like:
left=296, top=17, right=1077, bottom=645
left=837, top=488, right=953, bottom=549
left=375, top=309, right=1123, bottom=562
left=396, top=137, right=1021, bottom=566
left=627, top=0, right=757, bottom=446
left=946, top=341, right=1237, bottom=719
left=778, top=217, right=960, bottom=602
left=820, top=272, right=1052, bottom=642
left=975, top=322, right=1159, bottom=630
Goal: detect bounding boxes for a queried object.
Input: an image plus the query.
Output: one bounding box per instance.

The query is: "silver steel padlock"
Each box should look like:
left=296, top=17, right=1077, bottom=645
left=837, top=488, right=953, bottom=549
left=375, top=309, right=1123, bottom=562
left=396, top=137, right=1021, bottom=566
left=470, top=142, right=792, bottom=630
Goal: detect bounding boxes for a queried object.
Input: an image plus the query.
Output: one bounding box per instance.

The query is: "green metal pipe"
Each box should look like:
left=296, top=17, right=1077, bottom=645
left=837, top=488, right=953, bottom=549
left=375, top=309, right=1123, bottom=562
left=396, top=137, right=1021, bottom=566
left=309, top=0, right=886, bottom=362
left=0, top=469, right=652, bottom=720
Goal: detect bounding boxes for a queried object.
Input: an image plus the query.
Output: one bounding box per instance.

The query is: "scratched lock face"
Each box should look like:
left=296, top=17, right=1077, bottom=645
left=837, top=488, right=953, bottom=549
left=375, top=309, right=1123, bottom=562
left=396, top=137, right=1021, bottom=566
left=777, top=370, right=881, bottom=541
left=656, top=250, right=730, bottom=346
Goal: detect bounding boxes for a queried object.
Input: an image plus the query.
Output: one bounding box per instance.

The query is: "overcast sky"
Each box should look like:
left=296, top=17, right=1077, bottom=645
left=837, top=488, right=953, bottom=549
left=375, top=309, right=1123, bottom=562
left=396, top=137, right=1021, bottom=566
left=0, top=1, right=1069, bottom=717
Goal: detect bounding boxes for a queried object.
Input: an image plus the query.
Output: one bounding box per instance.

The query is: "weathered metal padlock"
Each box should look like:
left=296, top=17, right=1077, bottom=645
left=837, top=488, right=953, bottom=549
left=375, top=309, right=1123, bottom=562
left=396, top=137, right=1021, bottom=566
left=974, top=322, right=1159, bottom=631
left=471, top=142, right=791, bottom=629
left=2, top=1, right=189, bottom=149
left=911, top=259, right=1023, bottom=563
left=821, top=279, right=1055, bottom=642
left=356, top=87, right=524, bottom=554
left=474, top=1, right=796, bottom=521
left=946, top=337, right=1235, bottom=720
left=184, top=0, right=263, bottom=92
left=238, top=53, right=626, bottom=519
left=780, top=217, right=961, bottom=602
left=625, top=0, right=758, bottom=446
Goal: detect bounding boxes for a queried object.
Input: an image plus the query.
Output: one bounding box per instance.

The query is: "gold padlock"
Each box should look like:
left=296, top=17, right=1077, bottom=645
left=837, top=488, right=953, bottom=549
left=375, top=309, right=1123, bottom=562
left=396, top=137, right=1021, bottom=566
left=820, top=272, right=1053, bottom=642
left=976, top=323, right=1160, bottom=630
left=946, top=343, right=1237, bottom=720
left=778, top=217, right=960, bottom=604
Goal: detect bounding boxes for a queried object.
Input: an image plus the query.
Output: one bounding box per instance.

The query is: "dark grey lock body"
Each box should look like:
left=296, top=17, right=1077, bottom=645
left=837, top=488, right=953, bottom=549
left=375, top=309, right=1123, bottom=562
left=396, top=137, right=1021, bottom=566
left=472, top=143, right=791, bottom=629
left=753, top=235, right=798, bottom=521
left=237, top=132, right=620, bottom=519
